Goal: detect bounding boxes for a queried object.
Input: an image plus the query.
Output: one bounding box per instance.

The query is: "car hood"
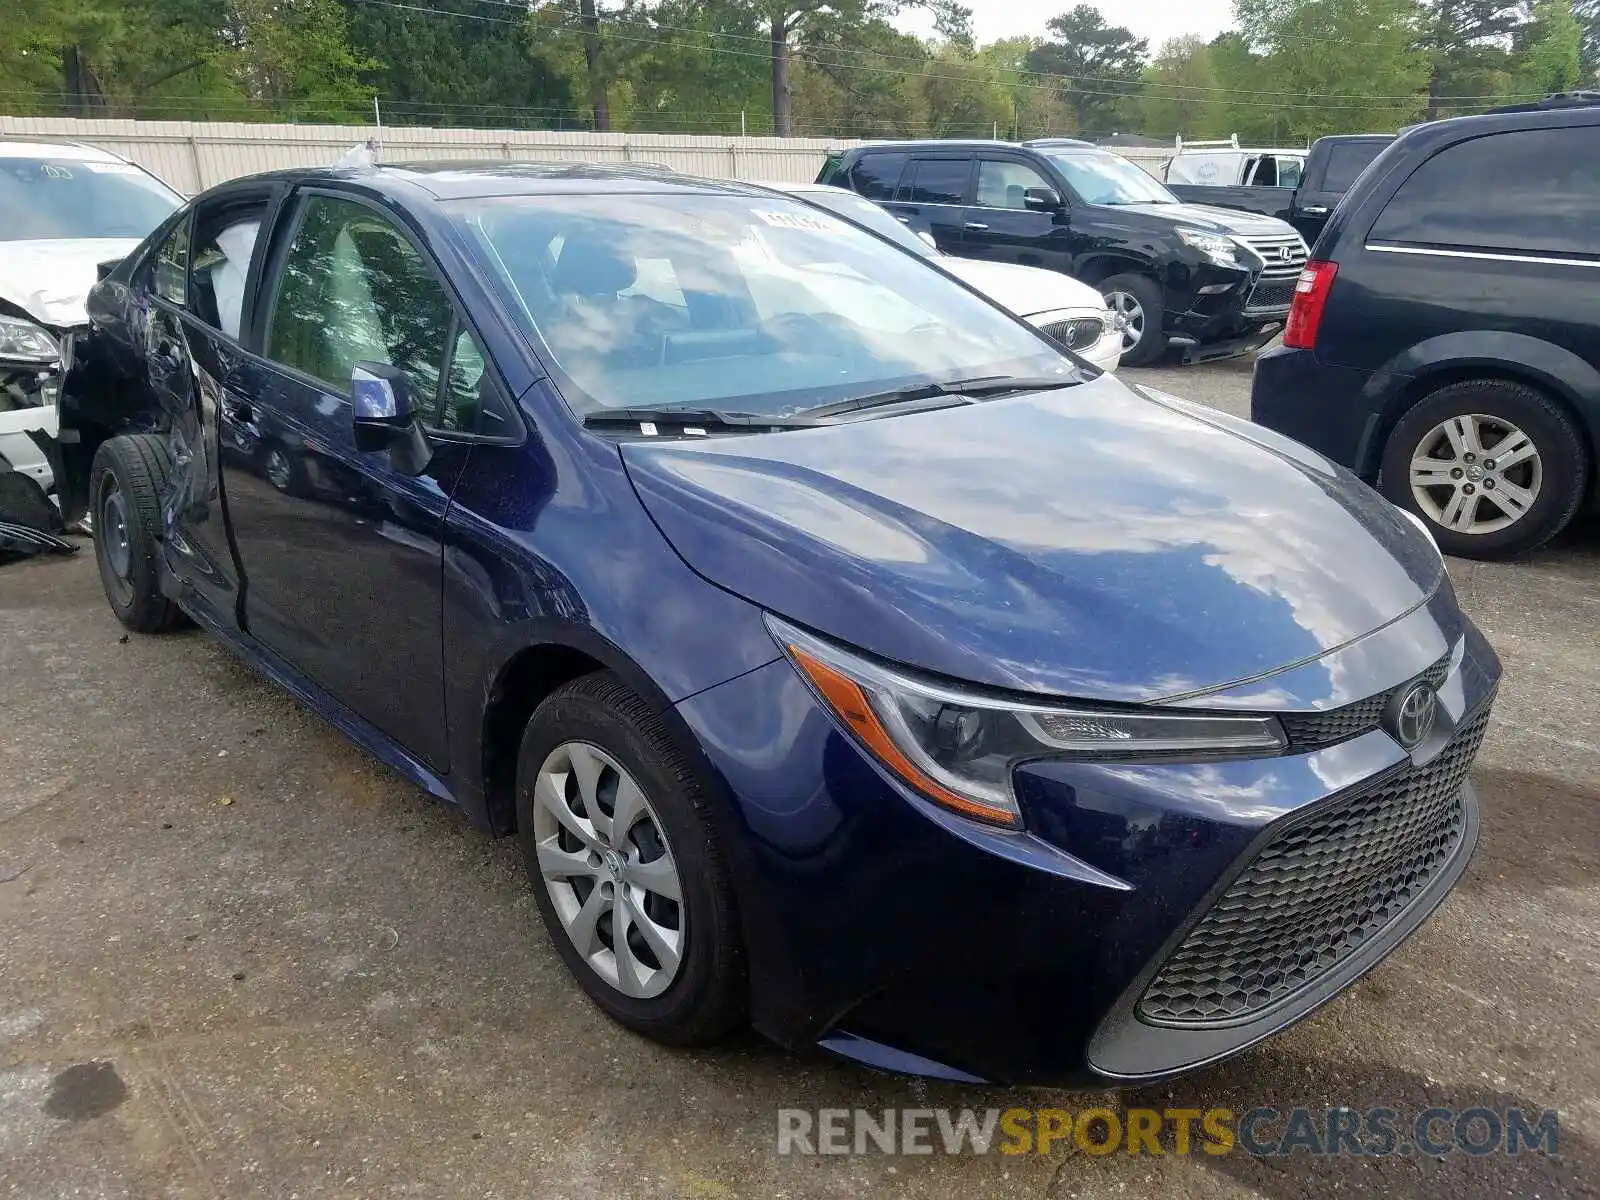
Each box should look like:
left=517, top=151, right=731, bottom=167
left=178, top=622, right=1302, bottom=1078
left=0, top=238, right=142, bottom=328
left=1098, top=202, right=1298, bottom=239
left=935, top=256, right=1106, bottom=318
left=620, top=376, right=1445, bottom=703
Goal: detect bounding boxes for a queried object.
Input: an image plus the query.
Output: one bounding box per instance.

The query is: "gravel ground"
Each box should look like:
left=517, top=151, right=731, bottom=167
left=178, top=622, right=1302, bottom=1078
left=1, top=358, right=1596, bottom=1199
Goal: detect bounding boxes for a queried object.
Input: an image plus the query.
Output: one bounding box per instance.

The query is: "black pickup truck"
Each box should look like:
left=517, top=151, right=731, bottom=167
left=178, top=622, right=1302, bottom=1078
left=819, top=138, right=1308, bottom=366
left=1166, top=134, right=1394, bottom=245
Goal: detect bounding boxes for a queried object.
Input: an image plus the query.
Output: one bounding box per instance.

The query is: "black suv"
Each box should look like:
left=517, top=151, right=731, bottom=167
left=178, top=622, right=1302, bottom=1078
left=1252, top=102, right=1599, bottom=558
left=820, top=139, right=1308, bottom=366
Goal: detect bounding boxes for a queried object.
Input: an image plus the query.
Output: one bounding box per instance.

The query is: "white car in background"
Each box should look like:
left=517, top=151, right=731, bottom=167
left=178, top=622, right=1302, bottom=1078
left=756, top=181, right=1122, bottom=373
left=0, top=139, right=182, bottom=509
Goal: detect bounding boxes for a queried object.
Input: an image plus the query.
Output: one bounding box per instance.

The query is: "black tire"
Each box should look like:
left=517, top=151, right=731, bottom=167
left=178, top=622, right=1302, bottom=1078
left=1380, top=378, right=1589, bottom=560
left=1099, top=272, right=1168, bottom=367
left=89, top=434, right=187, bottom=632
left=515, top=672, right=746, bottom=1046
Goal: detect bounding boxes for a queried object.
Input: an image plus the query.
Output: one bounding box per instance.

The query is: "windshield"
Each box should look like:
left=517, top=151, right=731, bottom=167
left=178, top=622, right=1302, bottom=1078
left=451, top=192, right=1071, bottom=418
left=0, top=154, right=181, bottom=241
left=1042, top=152, right=1178, bottom=206
left=784, top=187, right=935, bottom=258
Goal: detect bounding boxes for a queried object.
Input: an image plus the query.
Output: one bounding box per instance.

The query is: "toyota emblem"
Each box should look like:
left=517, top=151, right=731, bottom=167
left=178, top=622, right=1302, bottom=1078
left=1388, top=682, right=1439, bottom=749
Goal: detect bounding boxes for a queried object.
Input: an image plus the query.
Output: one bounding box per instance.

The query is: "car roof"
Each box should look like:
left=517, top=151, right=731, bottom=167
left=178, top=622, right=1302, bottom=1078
left=196, top=160, right=774, bottom=204
left=1393, top=101, right=1600, bottom=153
left=846, top=139, right=1026, bottom=153
left=0, top=138, right=127, bottom=162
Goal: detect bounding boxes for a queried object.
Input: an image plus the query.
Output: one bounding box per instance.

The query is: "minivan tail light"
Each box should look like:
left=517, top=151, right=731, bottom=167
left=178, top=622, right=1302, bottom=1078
left=1283, top=260, right=1337, bottom=350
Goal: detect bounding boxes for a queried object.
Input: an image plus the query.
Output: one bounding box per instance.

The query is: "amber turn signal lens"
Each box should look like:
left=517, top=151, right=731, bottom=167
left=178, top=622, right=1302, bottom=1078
left=787, top=645, right=1023, bottom=828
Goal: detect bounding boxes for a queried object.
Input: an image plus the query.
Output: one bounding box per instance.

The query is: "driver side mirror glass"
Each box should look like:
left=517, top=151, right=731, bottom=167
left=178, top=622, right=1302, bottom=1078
left=1023, top=186, right=1063, bottom=213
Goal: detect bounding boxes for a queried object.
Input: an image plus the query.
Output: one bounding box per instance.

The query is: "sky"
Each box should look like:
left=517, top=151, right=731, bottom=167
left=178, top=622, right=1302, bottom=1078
left=896, top=0, right=1237, bottom=50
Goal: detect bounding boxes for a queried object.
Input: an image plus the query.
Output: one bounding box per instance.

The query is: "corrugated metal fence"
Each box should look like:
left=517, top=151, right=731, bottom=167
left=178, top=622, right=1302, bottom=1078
left=0, top=117, right=866, bottom=194
left=0, top=117, right=1176, bottom=194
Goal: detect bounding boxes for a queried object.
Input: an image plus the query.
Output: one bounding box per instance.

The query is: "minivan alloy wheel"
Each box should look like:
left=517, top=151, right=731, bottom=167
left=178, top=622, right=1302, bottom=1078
left=1408, top=413, right=1542, bottom=535
left=531, top=741, right=685, bottom=999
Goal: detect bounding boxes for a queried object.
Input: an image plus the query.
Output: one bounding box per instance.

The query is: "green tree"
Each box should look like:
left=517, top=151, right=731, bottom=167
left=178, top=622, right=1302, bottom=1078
left=1234, top=0, right=1429, bottom=140
left=1024, top=5, right=1149, bottom=133
left=1139, top=35, right=1225, bottom=138
left=339, top=0, right=574, bottom=128
left=1512, top=0, right=1583, bottom=95
left=1576, top=0, right=1600, bottom=78
left=1415, top=0, right=1523, bottom=118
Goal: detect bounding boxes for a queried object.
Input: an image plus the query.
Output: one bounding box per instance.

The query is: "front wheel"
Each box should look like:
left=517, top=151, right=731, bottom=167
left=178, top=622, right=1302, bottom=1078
left=1098, top=273, right=1168, bottom=367
left=515, top=672, right=746, bottom=1046
left=1379, top=378, right=1589, bottom=559
left=89, top=435, right=187, bottom=632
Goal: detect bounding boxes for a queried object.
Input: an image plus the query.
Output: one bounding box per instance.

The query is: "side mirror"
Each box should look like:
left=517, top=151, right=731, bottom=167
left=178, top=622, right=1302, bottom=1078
left=1023, top=186, right=1063, bottom=213
left=351, top=361, right=432, bottom=476
left=916, top=230, right=939, bottom=251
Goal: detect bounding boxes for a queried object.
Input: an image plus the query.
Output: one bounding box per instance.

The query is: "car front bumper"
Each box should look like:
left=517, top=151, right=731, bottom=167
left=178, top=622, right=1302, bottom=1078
left=0, top=358, right=62, bottom=498
left=674, top=600, right=1500, bottom=1085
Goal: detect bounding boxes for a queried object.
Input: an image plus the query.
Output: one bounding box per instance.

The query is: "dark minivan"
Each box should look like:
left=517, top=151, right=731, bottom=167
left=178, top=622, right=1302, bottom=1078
left=821, top=139, right=1307, bottom=366
left=1252, top=103, right=1600, bottom=558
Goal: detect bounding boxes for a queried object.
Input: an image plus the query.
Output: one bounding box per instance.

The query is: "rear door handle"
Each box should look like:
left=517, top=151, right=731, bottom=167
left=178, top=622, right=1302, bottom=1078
left=1300, top=205, right=1329, bottom=216
left=964, top=222, right=990, bottom=231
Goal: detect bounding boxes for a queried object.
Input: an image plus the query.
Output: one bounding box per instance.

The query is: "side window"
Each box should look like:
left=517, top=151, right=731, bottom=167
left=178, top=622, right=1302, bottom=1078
left=438, top=325, right=504, bottom=435
left=152, top=216, right=190, bottom=305
left=975, top=159, right=1053, bottom=210
left=1369, top=128, right=1600, bottom=257
left=266, top=194, right=506, bottom=433
left=899, top=158, right=970, bottom=205
left=188, top=196, right=271, bottom=339
left=1278, top=157, right=1303, bottom=189
left=1254, top=156, right=1279, bottom=188
left=848, top=153, right=907, bottom=201
left=1321, top=142, right=1386, bottom=192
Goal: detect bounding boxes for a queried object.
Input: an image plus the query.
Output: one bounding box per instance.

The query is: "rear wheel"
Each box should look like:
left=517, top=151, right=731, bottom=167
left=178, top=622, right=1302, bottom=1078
left=1099, top=273, right=1167, bottom=367
left=89, top=434, right=187, bottom=632
left=1380, top=378, right=1588, bottom=559
left=515, top=672, right=745, bottom=1045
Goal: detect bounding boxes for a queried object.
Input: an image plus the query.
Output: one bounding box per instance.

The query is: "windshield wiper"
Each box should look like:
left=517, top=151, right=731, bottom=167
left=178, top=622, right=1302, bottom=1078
left=583, top=407, right=821, bottom=433
left=797, top=374, right=1077, bottom=421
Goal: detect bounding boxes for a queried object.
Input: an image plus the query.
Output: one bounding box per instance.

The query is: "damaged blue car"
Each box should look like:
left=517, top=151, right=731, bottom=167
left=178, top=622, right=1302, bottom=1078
left=61, top=162, right=1499, bottom=1085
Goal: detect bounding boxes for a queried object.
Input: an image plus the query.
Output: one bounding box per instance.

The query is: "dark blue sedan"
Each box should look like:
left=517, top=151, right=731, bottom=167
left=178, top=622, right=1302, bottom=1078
left=60, top=162, right=1500, bottom=1085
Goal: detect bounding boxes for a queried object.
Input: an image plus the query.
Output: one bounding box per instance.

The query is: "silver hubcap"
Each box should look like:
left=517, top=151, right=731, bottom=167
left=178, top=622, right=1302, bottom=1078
left=1409, top=413, right=1542, bottom=535
left=532, top=742, right=684, bottom=999
left=1104, top=291, right=1145, bottom=351
left=102, top=484, right=131, bottom=580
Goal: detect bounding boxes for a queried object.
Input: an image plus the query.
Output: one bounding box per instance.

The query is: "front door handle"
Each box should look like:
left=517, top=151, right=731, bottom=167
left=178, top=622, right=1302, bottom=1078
left=964, top=221, right=990, bottom=231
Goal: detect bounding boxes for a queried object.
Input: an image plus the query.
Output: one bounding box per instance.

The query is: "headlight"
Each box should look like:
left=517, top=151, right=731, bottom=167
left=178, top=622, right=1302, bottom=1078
left=768, top=616, right=1287, bottom=828
left=1176, top=228, right=1240, bottom=267
left=0, top=313, right=60, bottom=364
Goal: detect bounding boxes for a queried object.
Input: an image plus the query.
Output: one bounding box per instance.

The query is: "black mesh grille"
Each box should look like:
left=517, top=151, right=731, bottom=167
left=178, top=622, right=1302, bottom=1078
left=1244, top=278, right=1298, bottom=310
left=1138, top=699, right=1491, bottom=1027
left=1041, top=316, right=1107, bottom=351
left=1280, top=653, right=1452, bottom=751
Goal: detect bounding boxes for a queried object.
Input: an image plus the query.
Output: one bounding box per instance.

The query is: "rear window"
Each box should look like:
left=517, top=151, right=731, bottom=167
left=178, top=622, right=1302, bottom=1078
left=848, top=153, right=907, bottom=201
left=898, top=158, right=970, bottom=205
left=1320, top=142, right=1387, bottom=192
left=1368, top=128, right=1600, bottom=257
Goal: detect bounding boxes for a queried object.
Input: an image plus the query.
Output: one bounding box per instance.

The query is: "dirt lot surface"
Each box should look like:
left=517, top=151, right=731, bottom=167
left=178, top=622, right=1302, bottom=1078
left=2, top=358, right=1597, bottom=1198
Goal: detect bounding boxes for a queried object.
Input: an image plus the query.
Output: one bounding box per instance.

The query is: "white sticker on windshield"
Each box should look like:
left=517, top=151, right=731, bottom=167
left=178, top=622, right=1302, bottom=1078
left=755, top=209, right=833, bottom=232
left=82, top=162, right=144, bottom=175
